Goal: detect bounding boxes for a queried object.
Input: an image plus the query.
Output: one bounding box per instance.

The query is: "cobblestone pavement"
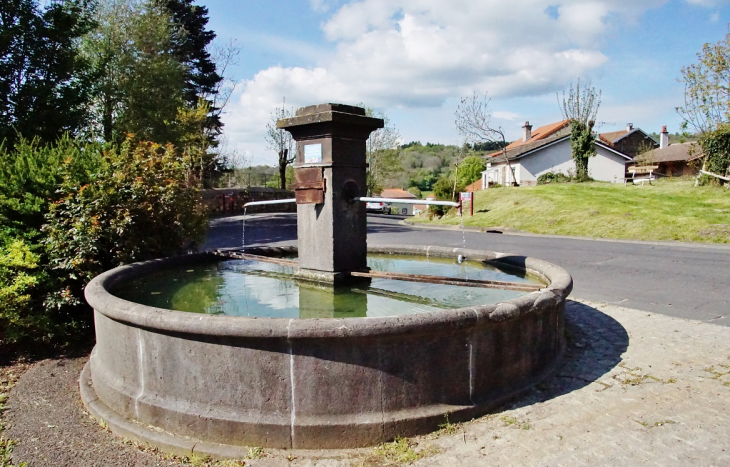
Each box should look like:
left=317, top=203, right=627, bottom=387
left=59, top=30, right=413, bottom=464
left=403, top=299, right=730, bottom=467
left=258, top=299, right=730, bottom=466
left=6, top=300, right=730, bottom=466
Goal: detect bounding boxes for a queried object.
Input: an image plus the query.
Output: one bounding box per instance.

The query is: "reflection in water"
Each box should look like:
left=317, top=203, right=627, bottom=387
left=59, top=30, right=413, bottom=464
left=113, top=254, right=543, bottom=319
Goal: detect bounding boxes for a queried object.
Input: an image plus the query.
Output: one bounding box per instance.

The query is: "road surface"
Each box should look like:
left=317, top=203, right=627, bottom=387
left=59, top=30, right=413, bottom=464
left=204, top=213, right=730, bottom=326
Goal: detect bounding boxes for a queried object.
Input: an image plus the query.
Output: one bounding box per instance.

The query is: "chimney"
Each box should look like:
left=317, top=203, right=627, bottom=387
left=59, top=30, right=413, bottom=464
left=660, top=125, right=669, bottom=149
left=626, top=123, right=633, bottom=132
left=522, top=121, right=532, bottom=142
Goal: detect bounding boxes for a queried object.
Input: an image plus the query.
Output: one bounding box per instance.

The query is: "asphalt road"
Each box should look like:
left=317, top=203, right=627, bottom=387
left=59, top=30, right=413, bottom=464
left=205, top=213, right=730, bottom=326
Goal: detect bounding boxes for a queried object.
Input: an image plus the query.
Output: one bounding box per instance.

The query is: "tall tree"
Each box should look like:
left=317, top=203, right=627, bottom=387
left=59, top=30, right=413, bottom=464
left=677, top=30, right=730, bottom=135
left=557, top=81, right=601, bottom=182
left=160, top=0, right=224, bottom=139
left=81, top=0, right=185, bottom=144
left=265, top=98, right=295, bottom=190
left=0, top=0, right=94, bottom=146
left=455, top=92, right=516, bottom=185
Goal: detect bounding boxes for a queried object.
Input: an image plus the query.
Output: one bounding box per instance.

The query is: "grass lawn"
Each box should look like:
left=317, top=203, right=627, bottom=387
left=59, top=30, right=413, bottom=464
left=411, top=179, right=730, bottom=244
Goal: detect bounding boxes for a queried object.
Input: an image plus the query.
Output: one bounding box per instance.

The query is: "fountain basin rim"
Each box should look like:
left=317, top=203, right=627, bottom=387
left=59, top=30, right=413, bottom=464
left=84, top=245, right=572, bottom=340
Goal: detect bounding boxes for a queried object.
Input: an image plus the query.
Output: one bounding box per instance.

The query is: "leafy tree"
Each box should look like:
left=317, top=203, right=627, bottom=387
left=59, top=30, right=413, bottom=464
left=677, top=30, right=730, bottom=134
left=265, top=98, right=295, bottom=190
left=455, top=92, right=516, bottom=185
left=160, top=0, right=224, bottom=138
left=81, top=0, right=185, bottom=144
left=0, top=0, right=95, bottom=146
left=457, top=155, right=485, bottom=187
left=558, top=81, right=601, bottom=182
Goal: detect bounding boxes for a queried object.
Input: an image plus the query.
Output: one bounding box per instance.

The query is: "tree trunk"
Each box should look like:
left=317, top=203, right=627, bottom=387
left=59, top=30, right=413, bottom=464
left=278, top=149, right=288, bottom=190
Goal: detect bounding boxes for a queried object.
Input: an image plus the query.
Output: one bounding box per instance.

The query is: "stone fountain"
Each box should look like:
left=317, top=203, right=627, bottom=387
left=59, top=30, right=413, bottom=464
left=80, top=104, right=572, bottom=457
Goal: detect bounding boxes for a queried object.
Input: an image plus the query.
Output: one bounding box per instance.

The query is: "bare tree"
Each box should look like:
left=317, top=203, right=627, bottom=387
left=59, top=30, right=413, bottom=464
left=557, top=80, right=602, bottom=181
left=455, top=92, right=516, bottom=185
left=363, top=106, right=400, bottom=195
left=265, top=98, right=295, bottom=190
left=557, top=80, right=601, bottom=126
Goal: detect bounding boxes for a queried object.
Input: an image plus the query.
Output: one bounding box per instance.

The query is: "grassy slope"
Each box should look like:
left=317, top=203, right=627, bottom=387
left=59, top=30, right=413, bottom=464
left=413, top=179, right=730, bottom=243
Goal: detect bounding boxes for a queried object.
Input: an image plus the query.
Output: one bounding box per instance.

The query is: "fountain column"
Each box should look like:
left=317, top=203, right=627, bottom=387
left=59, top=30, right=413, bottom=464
left=278, top=103, right=383, bottom=284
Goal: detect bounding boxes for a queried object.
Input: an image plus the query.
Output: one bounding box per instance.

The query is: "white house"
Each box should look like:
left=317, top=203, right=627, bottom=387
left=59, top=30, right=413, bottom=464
left=482, top=120, right=635, bottom=187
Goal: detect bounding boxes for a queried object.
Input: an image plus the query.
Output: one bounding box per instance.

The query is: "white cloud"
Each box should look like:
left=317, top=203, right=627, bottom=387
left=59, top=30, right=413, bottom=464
left=223, top=0, right=671, bottom=165
left=493, top=111, right=521, bottom=121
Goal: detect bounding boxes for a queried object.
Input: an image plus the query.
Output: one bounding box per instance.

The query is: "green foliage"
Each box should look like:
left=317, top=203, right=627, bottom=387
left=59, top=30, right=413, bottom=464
left=43, top=137, right=207, bottom=314
left=537, top=171, right=572, bottom=185
left=569, top=122, right=596, bottom=182
left=160, top=0, right=223, bottom=137
left=0, top=136, right=101, bottom=240
left=0, top=0, right=95, bottom=146
left=457, top=156, right=485, bottom=187
left=677, top=30, right=730, bottom=134
left=406, top=186, right=422, bottom=198
left=698, top=124, right=730, bottom=185
left=82, top=0, right=185, bottom=144
left=0, top=238, right=46, bottom=345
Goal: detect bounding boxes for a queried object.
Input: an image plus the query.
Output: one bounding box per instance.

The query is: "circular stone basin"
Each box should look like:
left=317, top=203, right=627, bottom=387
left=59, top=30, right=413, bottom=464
left=81, top=245, right=572, bottom=455
left=112, top=253, right=543, bottom=319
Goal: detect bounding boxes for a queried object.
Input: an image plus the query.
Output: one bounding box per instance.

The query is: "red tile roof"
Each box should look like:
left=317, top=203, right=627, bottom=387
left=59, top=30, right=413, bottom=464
left=379, top=188, right=418, bottom=199
left=464, top=179, right=482, bottom=192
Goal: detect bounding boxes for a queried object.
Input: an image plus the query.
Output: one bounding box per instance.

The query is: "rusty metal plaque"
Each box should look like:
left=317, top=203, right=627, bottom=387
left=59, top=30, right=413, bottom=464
left=293, top=167, right=325, bottom=204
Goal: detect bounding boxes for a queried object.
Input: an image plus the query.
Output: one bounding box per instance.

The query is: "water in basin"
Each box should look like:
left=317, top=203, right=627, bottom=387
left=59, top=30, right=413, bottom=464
left=112, top=254, right=543, bottom=319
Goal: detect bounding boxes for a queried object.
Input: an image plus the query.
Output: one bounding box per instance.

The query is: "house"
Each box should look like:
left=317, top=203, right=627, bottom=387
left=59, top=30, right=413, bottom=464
left=630, top=126, right=702, bottom=177
left=599, top=123, right=658, bottom=158
left=481, top=120, right=636, bottom=186
left=413, top=193, right=435, bottom=216
left=379, top=188, right=418, bottom=215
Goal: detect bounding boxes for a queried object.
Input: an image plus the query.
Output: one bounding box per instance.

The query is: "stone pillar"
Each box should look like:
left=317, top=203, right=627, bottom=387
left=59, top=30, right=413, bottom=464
left=278, top=103, right=384, bottom=283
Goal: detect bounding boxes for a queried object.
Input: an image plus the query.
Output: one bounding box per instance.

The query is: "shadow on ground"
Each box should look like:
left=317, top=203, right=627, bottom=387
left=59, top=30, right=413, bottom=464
left=505, top=299, right=629, bottom=411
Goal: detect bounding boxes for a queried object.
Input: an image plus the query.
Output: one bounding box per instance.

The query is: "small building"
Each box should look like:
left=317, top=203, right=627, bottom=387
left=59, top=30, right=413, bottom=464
left=481, top=120, right=634, bottom=186
left=379, top=188, right=418, bottom=215
left=599, top=123, right=658, bottom=158
left=630, top=126, right=702, bottom=177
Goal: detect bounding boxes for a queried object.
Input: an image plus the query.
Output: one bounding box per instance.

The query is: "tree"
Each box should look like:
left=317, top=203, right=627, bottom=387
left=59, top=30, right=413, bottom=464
left=265, top=98, right=295, bottom=190
left=455, top=92, right=516, bottom=185
left=557, top=81, right=601, bottom=182
left=0, top=0, right=95, bottom=146
left=457, top=155, right=485, bottom=188
left=677, top=31, right=730, bottom=134
left=159, top=0, right=224, bottom=139
left=81, top=0, right=186, bottom=144
left=363, top=106, right=400, bottom=195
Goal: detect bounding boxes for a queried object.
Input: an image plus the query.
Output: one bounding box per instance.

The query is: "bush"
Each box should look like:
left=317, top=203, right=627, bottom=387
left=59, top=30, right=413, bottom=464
left=698, top=125, right=730, bottom=186
left=43, top=138, right=207, bottom=313
left=0, top=238, right=47, bottom=346
left=537, top=171, right=572, bottom=185
left=406, top=186, right=422, bottom=198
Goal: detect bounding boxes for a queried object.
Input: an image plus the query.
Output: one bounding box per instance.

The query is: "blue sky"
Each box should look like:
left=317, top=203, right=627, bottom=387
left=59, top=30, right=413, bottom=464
left=201, top=0, right=730, bottom=166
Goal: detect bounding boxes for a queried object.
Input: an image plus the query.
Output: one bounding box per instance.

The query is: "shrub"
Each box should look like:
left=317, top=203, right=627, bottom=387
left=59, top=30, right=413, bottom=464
left=537, top=171, right=572, bottom=185
left=698, top=124, right=730, bottom=186
left=0, top=238, right=47, bottom=346
left=43, top=138, right=207, bottom=320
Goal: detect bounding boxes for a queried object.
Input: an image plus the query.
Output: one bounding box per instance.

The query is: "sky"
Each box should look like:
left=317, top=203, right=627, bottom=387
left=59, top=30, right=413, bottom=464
left=201, top=0, right=730, bottom=166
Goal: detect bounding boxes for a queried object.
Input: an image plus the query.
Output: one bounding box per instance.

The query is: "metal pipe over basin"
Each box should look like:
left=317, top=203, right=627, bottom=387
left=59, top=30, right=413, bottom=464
left=243, top=198, right=296, bottom=208
left=354, top=196, right=460, bottom=207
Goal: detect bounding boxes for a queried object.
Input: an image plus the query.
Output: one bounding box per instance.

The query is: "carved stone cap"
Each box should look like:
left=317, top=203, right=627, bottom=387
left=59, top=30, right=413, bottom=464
left=277, top=103, right=384, bottom=132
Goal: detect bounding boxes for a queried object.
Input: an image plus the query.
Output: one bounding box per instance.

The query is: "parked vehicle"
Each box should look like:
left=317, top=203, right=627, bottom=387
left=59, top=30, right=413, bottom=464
left=365, top=200, right=390, bottom=214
